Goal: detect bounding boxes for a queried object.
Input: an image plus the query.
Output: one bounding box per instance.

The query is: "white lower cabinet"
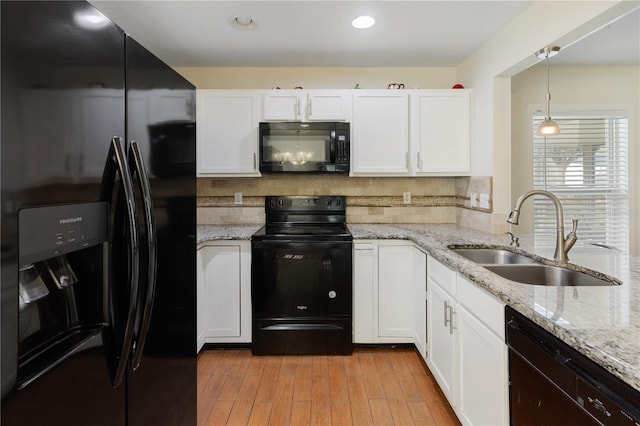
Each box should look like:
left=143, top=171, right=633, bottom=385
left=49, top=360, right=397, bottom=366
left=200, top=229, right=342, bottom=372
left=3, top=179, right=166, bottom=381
left=197, top=241, right=251, bottom=351
left=426, top=255, right=508, bottom=425
left=353, top=241, right=425, bottom=344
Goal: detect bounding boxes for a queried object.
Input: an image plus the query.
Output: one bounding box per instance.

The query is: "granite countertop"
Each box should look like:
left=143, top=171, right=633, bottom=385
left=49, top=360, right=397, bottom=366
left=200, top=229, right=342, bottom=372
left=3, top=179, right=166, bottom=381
left=197, top=223, right=640, bottom=392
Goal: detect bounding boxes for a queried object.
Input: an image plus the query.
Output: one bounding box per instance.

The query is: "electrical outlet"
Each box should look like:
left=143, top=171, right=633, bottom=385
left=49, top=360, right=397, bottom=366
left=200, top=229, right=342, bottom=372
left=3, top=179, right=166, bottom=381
left=403, top=192, right=411, bottom=204
left=470, top=192, right=478, bottom=208
left=234, top=192, right=243, bottom=204
left=479, top=193, right=490, bottom=209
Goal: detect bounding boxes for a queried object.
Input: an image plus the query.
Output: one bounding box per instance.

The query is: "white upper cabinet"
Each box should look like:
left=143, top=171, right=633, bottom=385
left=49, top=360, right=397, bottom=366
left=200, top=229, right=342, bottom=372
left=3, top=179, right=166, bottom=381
left=261, top=89, right=351, bottom=122
left=410, top=89, right=471, bottom=175
left=351, top=90, right=410, bottom=175
left=196, top=90, right=260, bottom=176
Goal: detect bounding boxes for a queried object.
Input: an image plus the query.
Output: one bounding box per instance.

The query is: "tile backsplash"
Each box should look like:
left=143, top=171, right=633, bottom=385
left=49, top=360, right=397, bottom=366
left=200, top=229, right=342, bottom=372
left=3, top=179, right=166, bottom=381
left=197, top=175, right=494, bottom=231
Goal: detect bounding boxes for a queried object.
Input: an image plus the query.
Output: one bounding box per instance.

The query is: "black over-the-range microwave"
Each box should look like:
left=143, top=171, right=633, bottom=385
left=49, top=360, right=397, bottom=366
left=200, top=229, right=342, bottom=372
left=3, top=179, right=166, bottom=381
left=259, top=122, right=350, bottom=174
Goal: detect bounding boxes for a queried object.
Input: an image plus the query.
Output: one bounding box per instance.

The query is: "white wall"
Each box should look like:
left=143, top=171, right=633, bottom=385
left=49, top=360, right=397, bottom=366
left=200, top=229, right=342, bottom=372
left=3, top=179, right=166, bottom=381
left=455, top=0, right=637, bottom=225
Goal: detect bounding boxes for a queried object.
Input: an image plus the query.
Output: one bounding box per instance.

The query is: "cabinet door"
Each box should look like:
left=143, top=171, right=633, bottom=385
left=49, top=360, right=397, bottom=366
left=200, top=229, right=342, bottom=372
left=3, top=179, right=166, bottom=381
left=307, top=90, right=351, bottom=121
left=352, top=243, right=376, bottom=343
left=457, top=304, right=508, bottom=426
left=196, top=90, right=260, bottom=176
left=413, top=248, right=427, bottom=361
left=200, top=245, right=241, bottom=338
left=377, top=245, right=414, bottom=339
left=411, top=90, right=470, bottom=174
left=352, top=91, right=409, bottom=175
left=261, top=90, right=303, bottom=121
left=427, top=280, right=456, bottom=404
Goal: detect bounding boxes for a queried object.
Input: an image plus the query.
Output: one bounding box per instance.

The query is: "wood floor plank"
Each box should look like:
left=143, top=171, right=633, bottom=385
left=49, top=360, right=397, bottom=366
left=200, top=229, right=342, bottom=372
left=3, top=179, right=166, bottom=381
left=247, top=401, right=272, bottom=426
left=269, top=375, right=295, bottom=425
left=205, top=399, right=234, bottom=426
left=346, top=374, right=374, bottom=425
left=369, top=398, right=394, bottom=425
left=237, top=373, right=262, bottom=401
left=198, top=375, right=228, bottom=425
left=226, top=399, right=254, bottom=426
left=312, top=355, right=329, bottom=376
left=343, top=353, right=362, bottom=376
left=412, top=373, right=459, bottom=426
left=293, top=374, right=312, bottom=402
left=310, top=400, right=331, bottom=426
left=280, top=356, right=298, bottom=376
left=290, top=401, right=312, bottom=426
left=330, top=400, right=353, bottom=426
left=371, top=350, right=395, bottom=376
left=218, top=375, right=243, bottom=401
left=380, top=373, right=416, bottom=425
left=296, top=356, right=313, bottom=377
left=311, top=374, right=330, bottom=401
left=328, top=373, right=349, bottom=401
left=327, top=354, right=346, bottom=376
left=358, top=352, right=386, bottom=399
left=407, top=400, right=437, bottom=425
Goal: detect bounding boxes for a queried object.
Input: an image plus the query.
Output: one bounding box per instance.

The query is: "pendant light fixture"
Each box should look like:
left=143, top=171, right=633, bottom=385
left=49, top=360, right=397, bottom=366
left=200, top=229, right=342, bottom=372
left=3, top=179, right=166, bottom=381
left=536, top=46, right=561, bottom=136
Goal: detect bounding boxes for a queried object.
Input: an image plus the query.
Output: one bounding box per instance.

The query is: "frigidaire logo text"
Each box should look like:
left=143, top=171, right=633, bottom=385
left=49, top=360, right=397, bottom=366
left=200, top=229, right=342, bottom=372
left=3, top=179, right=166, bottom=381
left=60, top=217, right=83, bottom=224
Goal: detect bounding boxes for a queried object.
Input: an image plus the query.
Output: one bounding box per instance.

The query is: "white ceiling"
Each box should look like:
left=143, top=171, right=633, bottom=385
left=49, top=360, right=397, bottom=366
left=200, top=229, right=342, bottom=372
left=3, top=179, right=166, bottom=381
left=90, top=1, right=639, bottom=68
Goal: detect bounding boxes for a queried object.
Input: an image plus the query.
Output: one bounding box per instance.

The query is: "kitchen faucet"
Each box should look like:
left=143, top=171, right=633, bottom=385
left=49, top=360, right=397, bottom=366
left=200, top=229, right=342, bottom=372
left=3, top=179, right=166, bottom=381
left=507, top=189, right=578, bottom=262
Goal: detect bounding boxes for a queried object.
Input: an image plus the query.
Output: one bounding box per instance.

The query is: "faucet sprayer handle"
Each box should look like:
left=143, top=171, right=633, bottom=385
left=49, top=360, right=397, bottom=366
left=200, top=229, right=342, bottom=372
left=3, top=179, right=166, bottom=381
left=571, top=218, right=579, bottom=234
left=506, top=232, right=520, bottom=247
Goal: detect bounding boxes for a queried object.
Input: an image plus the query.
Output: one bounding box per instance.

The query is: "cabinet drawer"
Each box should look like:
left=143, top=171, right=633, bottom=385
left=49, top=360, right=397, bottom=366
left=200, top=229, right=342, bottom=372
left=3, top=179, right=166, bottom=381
left=457, top=275, right=505, bottom=338
left=427, top=256, right=456, bottom=296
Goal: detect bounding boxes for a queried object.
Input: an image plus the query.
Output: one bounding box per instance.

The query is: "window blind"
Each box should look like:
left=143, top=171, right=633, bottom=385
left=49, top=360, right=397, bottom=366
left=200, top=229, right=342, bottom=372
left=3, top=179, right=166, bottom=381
left=532, top=114, right=629, bottom=252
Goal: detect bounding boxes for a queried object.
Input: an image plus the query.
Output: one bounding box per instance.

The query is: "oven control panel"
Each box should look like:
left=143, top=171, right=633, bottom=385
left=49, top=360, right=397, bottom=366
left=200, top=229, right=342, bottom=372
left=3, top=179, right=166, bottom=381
left=266, top=196, right=345, bottom=212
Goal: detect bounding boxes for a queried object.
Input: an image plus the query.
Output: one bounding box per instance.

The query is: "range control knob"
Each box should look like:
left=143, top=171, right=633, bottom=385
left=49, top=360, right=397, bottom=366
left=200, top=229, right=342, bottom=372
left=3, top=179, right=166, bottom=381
left=268, top=198, right=277, bottom=208
left=335, top=198, right=342, bottom=207
left=328, top=290, right=337, bottom=299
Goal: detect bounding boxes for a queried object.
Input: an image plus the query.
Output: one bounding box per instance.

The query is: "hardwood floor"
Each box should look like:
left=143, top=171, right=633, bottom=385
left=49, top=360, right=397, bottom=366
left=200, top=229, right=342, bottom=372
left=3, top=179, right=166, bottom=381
left=198, top=348, right=460, bottom=426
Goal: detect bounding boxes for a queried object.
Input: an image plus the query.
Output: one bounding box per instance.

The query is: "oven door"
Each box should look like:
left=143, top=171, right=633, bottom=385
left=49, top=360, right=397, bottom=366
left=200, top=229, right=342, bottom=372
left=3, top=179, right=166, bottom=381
left=251, top=239, right=353, bottom=355
left=251, top=240, right=352, bottom=319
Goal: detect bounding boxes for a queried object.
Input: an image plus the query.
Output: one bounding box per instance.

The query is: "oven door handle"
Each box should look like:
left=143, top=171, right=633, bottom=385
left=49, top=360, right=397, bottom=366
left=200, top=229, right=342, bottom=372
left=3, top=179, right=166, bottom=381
left=252, top=240, right=352, bottom=250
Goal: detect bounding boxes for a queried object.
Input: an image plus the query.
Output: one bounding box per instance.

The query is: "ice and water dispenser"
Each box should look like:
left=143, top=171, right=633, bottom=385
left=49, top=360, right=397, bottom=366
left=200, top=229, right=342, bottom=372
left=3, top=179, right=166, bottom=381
left=17, top=202, right=108, bottom=387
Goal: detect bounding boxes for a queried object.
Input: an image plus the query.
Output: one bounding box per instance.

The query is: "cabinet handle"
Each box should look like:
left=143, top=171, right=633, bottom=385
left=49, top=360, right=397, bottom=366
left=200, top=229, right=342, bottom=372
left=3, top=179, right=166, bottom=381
left=253, top=153, right=257, bottom=170
left=308, top=99, right=312, bottom=116
left=405, top=152, right=410, bottom=170
left=444, top=301, right=455, bottom=334
left=417, top=152, right=422, bottom=169
left=444, top=300, right=450, bottom=327
left=296, top=99, right=300, bottom=117
left=449, top=309, right=456, bottom=335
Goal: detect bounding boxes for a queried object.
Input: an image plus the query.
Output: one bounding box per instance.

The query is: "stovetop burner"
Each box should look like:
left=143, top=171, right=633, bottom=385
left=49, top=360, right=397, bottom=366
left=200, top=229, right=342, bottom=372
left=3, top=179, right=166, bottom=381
left=252, top=195, right=352, bottom=242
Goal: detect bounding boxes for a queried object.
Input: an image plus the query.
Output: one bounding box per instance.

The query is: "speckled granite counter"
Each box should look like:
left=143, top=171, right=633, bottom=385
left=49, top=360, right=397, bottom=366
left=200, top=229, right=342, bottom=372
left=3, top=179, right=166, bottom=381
left=197, top=224, right=261, bottom=244
left=197, top=223, right=640, bottom=392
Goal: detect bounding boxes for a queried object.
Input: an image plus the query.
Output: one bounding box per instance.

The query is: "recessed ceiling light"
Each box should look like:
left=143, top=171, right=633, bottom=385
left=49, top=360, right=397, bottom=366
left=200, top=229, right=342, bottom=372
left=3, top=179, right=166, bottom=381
left=352, top=15, right=375, bottom=30
left=230, top=16, right=257, bottom=30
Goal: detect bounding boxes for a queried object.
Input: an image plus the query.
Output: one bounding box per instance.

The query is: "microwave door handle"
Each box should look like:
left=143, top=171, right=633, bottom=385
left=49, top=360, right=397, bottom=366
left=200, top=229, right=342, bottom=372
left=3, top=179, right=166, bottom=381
left=128, top=141, right=157, bottom=371
left=101, top=136, right=140, bottom=388
left=330, top=130, right=336, bottom=163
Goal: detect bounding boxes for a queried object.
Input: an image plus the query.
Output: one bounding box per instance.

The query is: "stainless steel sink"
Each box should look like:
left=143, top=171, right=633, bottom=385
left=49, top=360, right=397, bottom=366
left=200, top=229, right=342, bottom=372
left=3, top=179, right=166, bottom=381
left=484, top=264, right=620, bottom=287
left=451, top=248, right=537, bottom=265
left=448, top=245, right=620, bottom=286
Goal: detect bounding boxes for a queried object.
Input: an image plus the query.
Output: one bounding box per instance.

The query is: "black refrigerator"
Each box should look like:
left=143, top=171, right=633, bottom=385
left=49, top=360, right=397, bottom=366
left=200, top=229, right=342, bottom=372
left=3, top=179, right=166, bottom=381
left=1, top=2, right=197, bottom=425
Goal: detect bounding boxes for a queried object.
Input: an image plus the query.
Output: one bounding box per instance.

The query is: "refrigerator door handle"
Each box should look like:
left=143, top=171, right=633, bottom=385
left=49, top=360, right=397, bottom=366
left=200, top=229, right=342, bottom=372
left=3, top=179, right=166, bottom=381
left=128, top=140, right=157, bottom=371
left=101, top=136, right=140, bottom=388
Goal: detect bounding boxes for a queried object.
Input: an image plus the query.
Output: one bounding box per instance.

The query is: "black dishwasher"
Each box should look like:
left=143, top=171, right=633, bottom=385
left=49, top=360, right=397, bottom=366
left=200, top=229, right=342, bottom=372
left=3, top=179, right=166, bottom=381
left=506, top=306, right=640, bottom=425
